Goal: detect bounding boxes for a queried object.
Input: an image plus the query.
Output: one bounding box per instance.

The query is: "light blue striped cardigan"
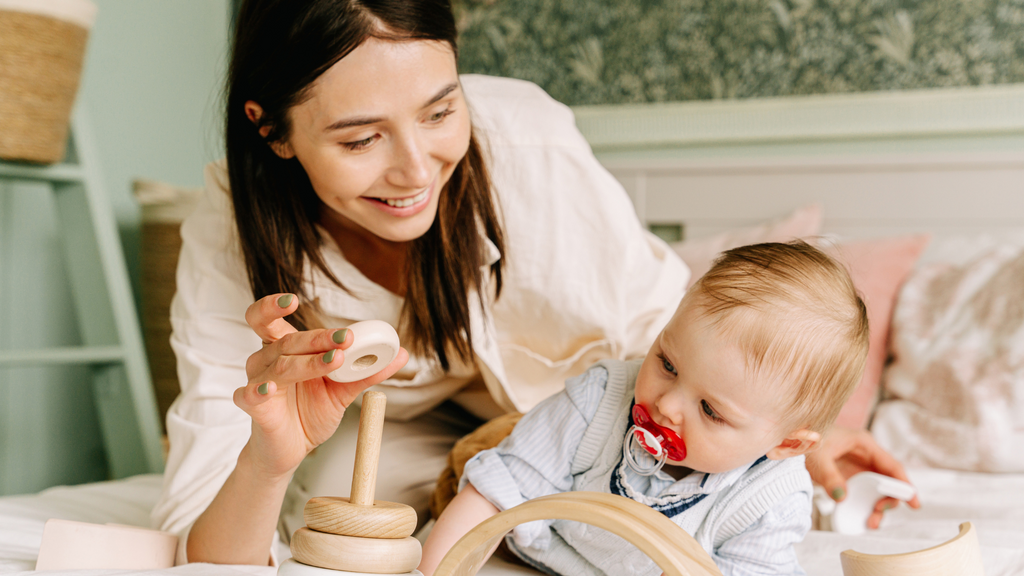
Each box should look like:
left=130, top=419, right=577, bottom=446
left=461, top=359, right=813, bottom=576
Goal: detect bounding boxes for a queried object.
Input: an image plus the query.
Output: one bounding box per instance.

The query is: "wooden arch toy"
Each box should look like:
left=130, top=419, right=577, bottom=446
left=432, top=491, right=724, bottom=576
left=839, top=522, right=984, bottom=576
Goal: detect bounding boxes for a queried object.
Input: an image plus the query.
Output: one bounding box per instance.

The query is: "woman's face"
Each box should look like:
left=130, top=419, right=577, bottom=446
left=271, top=38, right=471, bottom=243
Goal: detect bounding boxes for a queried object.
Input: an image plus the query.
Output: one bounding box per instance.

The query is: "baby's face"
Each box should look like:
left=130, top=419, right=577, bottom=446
left=633, top=301, right=795, bottom=474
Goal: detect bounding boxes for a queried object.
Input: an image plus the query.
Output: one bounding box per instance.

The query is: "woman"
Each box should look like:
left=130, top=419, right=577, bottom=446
left=154, top=0, right=917, bottom=565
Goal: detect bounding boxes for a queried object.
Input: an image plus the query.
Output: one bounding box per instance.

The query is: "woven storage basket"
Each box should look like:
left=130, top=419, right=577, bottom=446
left=0, top=0, right=97, bottom=163
left=134, top=179, right=203, bottom=428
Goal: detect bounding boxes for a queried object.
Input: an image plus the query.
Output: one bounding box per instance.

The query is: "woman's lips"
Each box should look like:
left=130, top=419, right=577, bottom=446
left=365, top=177, right=435, bottom=217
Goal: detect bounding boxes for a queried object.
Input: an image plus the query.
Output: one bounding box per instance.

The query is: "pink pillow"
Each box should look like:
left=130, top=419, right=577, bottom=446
left=670, top=204, right=822, bottom=286
left=826, top=235, right=931, bottom=429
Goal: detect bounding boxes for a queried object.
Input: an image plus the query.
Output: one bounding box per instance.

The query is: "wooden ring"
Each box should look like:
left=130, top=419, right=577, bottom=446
left=304, top=497, right=417, bottom=539
left=290, top=527, right=421, bottom=574
left=432, top=491, right=722, bottom=576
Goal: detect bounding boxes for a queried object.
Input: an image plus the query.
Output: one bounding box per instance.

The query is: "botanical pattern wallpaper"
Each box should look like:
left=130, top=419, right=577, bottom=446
left=453, top=0, right=1024, bottom=106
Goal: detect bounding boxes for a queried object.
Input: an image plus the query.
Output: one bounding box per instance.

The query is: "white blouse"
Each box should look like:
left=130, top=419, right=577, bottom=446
left=151, top=74, right=690, bottom=560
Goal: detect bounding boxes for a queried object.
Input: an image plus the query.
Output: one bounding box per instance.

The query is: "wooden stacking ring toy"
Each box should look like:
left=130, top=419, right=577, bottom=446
left=840, top=522, right=984, bottom=576
left=289, top=389, right=421, bottom=575
left=431, top=491, right=723, bottom=576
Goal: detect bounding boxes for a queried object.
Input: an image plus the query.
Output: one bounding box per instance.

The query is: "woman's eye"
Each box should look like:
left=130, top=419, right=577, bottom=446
left=344, top=135, right=376, bottom=151
left=701, top=400, right=724, bottom=424
left=661, top=357, right=677, bottom=375
left=428, top=108, right=454, bottom=122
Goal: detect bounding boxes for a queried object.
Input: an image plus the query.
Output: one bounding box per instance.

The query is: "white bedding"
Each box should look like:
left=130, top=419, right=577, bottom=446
left=2, top=468, right=1022, bottom=576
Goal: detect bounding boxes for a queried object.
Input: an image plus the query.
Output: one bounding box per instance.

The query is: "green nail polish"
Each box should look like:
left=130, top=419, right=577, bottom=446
left=832, top=487, right=846, bottom=501
left=332, top=329, right=348, bottom=345
left=277, top=294, right=294, bottom=308
left=258, top=382, right=269, bottom=395
left=883, top=503, right=893, bottom=511
left=323, top=349, right=336, bottom=363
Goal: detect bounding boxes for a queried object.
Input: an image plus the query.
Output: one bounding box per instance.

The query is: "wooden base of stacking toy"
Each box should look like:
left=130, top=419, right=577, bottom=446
left=291, top=527, right=421, bottom=573
left=279, top=558, right=422, bottom=576
left=284, top=389, right=423, bottom=576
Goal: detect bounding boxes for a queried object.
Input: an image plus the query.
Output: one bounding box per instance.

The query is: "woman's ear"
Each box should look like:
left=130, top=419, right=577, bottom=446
left=243, top=100, right=296, bottom=159
left=766, top=428, right=821, bottom=460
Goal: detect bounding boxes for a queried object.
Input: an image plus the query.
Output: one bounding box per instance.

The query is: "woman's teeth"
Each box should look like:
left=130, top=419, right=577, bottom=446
left=381, top=189, right=428, bottom=208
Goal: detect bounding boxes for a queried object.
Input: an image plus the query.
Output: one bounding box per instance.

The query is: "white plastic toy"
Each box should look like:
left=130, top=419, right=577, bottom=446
left=328, top=320, right=400, bottom=383
left=826, top=472, right=917, bottom=535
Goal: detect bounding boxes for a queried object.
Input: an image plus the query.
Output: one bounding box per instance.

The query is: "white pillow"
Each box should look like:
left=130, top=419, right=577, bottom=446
left=872, top=234, right=1024, bottom=472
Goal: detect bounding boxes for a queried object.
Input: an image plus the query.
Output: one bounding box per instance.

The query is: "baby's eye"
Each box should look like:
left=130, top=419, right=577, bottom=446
left=701, top=400, right=724, bottom=424
left=661, top=356, right=677, bottom=375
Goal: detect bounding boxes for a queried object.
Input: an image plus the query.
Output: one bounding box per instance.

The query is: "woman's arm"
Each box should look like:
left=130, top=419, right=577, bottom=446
left=419, top=483, right=500, bottom=576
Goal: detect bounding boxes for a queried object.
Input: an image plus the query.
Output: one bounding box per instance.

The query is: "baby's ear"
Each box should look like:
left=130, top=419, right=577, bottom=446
left=766, top=428, right=820, bottom=460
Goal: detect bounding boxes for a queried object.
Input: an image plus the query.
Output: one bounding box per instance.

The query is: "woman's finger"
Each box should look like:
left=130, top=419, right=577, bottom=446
left=861, top=438, right=922, bottom=509
left=245, top=328, right=349, bottom=381
left=806, top=446, right=849, bottom=502
left=233, top=379, right=278, bottom=414
left=866, top=497, right=898, bottom=529
left=272, top=327, right=351, bottom=357
left=249, top=347, right=347, bottom=387
left=245, top=293, right=300, bottom=343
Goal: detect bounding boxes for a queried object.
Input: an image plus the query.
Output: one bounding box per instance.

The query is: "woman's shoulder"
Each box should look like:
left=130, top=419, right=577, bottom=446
left=460, top=74, right=589, bottom=150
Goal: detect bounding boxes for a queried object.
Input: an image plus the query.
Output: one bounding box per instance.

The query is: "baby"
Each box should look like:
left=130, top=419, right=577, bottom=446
left=419, top=241, right=869, bottom=576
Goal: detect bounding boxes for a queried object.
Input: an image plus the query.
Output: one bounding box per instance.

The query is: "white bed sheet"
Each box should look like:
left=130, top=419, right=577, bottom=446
left=2, top=468, right=1022, bottom=576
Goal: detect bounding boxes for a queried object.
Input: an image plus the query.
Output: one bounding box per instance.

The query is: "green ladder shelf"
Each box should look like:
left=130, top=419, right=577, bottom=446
left=0, top=112, right=164, bottom=478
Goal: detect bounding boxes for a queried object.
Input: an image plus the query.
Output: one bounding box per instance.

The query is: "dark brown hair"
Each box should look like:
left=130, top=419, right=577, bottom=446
left=226, top=0, right=504, bottom=370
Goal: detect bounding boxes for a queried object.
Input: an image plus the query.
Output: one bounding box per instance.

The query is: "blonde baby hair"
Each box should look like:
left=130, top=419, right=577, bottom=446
left=685, top=240, right=869, bottom=433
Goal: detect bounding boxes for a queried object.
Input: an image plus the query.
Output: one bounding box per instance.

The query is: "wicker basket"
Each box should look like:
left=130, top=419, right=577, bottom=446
left=0, top=0, right=97, bottom=164
left=134, top=179, right=203, bottom=428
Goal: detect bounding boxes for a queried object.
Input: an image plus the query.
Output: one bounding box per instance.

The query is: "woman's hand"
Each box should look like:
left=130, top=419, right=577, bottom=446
left=234, top=293, right=409, bottom=479
left=806, top=427, right=921, bottom=529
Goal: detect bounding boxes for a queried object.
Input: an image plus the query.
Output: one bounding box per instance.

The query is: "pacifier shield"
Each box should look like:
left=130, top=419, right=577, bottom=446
left=631, top=404, right=686, bottom=461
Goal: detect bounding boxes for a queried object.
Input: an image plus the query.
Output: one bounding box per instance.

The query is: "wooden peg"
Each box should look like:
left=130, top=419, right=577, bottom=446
left=351, top=390, right=387, bottom=505
left=303, top=390, right=417, bottom=539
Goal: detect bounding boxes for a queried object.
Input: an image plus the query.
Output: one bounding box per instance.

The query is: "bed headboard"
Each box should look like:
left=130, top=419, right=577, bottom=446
left=573, top=84, right=1024, bottom=241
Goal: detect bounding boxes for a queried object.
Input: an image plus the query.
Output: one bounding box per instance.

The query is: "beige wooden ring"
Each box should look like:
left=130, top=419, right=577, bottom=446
left=290, top=527, right=421, bottom=574
left=432, top=491, right=723, bottom=576
left=278, top=558, right=423, bottom=576
left=304, top=496, right=417, bottom=539
left=840, top=522, right=984, bottom=576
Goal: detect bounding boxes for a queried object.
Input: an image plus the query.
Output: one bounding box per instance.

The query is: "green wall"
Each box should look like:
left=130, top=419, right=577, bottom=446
left=455, top=0, right=1024, bottom=105
left=80, top=0, right=231, bottom=302
left=0, top=1, right=230, bottom=496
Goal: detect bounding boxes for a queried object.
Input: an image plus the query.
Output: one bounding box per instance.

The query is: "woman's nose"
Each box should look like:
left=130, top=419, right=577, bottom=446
left=388, top=132, right=432, bottom=190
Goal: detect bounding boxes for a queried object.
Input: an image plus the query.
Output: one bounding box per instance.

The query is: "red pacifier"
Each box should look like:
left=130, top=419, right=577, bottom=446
left=623, top=404, right=687, bottom=476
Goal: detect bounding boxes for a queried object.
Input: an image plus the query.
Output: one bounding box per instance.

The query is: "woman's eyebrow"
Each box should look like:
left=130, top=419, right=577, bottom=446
left=324, top=115, right=384, bottom=132
left=426, top=82, right=459, bottom=106
left=323, top=82, right=460, bottom=133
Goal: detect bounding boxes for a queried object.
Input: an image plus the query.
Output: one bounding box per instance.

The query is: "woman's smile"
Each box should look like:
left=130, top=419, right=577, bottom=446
left=365, top=175, right=436, bottom=217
